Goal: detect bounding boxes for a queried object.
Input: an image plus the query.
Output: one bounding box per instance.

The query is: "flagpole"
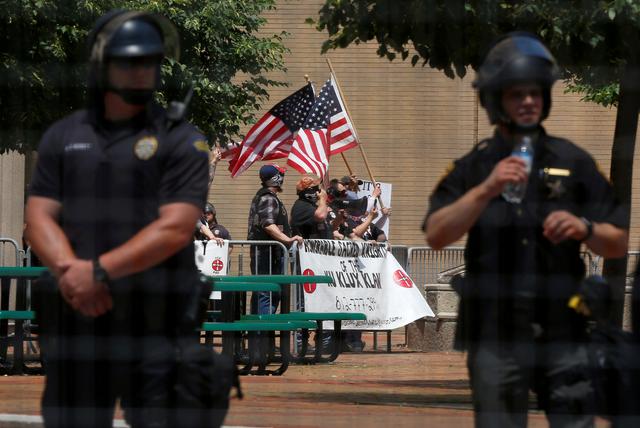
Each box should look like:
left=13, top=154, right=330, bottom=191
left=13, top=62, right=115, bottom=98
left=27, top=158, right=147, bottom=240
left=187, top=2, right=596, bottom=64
left=307, top=73, right=356, bottom=180
left=325, top=58, right=385, bottom=208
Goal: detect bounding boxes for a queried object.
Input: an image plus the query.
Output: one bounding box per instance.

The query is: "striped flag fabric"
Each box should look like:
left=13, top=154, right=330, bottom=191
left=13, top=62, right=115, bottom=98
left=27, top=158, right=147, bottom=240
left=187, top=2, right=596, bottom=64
left=287, top=76, right=358, bottom=179
left=229, top=83, right=315, bottom=178
left=326, top=74, right=358, bottom=155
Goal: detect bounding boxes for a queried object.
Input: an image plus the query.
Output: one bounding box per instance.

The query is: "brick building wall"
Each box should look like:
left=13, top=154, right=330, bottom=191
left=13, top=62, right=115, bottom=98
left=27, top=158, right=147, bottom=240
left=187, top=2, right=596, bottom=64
left=209, top=0, right=640, bottom=250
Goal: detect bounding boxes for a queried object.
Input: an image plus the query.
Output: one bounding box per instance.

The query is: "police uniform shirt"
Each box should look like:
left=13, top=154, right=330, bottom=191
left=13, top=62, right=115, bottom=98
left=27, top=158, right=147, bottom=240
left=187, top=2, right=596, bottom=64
left=29, top=105, right=209, bottom=296
left=290, top=197, right=331, bottom=239
left=195, top=222, right=232, bottom=241
left=426, top=129, right=628, bottom=340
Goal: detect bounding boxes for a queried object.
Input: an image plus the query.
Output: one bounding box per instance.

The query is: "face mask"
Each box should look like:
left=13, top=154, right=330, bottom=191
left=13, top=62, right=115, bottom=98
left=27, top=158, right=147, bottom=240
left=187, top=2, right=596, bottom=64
left=302, top=187, right=319, bottom=203
left=263, top=172, right=284, bottom=189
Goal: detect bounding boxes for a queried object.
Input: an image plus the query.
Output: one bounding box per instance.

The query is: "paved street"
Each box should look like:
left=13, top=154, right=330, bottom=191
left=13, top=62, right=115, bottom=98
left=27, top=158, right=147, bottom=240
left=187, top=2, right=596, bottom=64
left=0, top=330, right=574, bottom=427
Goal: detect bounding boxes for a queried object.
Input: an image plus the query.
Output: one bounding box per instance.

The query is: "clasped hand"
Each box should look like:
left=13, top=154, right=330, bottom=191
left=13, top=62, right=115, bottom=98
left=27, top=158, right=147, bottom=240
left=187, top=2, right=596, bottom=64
left=484, top=158, right=588, bottom=244
left=57, top=259, right=113, bottom=318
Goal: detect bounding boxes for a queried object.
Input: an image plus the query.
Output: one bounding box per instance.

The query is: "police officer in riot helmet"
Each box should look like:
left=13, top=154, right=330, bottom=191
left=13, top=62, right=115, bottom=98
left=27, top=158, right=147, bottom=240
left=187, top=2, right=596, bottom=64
left=25, top=10, right=220, bottom=428
left=424, top=33, right=628, bottom=426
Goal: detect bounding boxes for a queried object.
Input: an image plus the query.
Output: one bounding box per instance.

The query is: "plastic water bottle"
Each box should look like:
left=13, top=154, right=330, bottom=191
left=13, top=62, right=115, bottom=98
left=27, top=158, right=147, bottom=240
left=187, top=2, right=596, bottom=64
left=502, top=135, right=534, bottom=204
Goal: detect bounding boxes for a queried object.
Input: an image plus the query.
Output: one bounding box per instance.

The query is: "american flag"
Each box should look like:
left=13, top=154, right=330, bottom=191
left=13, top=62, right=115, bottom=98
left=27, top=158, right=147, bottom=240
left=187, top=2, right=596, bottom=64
left=287, top=75, right=358, bottom=179
left=229, top=83, right=315, bottom=178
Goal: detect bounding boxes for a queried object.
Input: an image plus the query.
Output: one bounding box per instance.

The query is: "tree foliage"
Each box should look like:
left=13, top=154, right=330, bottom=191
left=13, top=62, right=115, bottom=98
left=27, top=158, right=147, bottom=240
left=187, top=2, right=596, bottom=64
left=312, top=0, right=640, bottom=107
left=312, top=0, right=640, bottom=326
left=0, top=0, right=289, bottom=153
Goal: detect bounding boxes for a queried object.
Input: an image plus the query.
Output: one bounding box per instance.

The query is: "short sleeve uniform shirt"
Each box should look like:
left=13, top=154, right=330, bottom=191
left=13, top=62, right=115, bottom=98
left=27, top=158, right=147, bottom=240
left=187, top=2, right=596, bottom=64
left=29, top=106, right=209, bottom=307
left=426, top=129, right=628, bottom=340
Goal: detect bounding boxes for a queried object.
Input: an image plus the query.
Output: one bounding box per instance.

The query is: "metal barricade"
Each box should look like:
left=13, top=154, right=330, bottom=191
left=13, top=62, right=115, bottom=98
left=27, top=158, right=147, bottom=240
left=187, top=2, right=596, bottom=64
left=406, top=246, right=465, bottom=289
left=223, top=240, right=290, bottom=276
left=390, top=245, right=409, bottom=270
left=216, top=240, right=290, bottom=315
left=406, top=247, right=605, bottom=288
left=0, top=238, right=23, bottom=269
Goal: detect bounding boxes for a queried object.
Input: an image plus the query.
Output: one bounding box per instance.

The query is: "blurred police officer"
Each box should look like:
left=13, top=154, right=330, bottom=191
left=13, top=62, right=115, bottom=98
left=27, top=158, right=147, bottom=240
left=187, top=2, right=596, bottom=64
left=247, top=164, right=302, bottom=314
left=25, top=10, right=211, bottom=428
left=195, top=202, right=231, bottom=244
left=424, top=33, right=628, bottom=427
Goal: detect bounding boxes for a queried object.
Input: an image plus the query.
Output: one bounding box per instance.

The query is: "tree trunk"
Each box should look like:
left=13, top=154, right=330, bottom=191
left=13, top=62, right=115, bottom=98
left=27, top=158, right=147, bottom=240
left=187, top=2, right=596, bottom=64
left=602, top=63, right=640, bottom=327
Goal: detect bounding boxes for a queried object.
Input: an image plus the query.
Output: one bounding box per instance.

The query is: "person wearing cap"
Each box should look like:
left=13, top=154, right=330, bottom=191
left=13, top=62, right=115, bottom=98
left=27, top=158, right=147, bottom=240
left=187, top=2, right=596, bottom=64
left=195, top=202, right=231, bottom=244
left=25, top=10, right=216, bottom=427
left=424, top=33, right=628, bottom=426
left=247, top=164, right=303, bottom=314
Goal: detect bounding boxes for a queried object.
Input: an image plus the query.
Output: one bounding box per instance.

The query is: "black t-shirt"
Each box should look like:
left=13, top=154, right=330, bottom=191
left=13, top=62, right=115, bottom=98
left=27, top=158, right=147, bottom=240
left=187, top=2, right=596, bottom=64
left=426, top=129, right=629, bottom=340
left=29, top=105, right=209, bottom=298
left=346, top=217, right=385, bottom=241
left=290, top=198, right=332, bottom=239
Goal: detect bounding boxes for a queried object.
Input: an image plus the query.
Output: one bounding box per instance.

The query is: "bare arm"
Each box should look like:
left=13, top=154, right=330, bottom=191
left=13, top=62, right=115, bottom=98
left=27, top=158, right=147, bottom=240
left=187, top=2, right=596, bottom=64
left=264, top=224, right=303, bottom=247
left=542, top=210, right=628, bottom=258
left=57, top=202, right=200, bottom=317
left=207, top=147, right=221, bottom=190
left=99, top=202, right=201, bottom=279
left=352, top=209, right=378, bottom=238
left=426, top=156, right=527, bottom=249
left=25, top=196, right=112, bottom=317
left=25, top=196, right=75, bottom=278
left=314, top=190, right=330, bottom=222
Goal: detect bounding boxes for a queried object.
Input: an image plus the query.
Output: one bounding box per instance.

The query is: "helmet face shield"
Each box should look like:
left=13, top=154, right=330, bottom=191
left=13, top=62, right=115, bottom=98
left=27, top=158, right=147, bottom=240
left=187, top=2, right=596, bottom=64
left=89, top=10, right=180, bottom=65
left=87, top=10, right=181, bottom=105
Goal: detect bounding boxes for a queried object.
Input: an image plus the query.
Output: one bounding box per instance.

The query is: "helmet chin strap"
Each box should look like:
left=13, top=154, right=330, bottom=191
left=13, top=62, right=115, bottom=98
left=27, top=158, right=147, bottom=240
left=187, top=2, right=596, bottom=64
left=507, top=121, right=540, bottom=135
left=108, top=87, right=155, bottom=105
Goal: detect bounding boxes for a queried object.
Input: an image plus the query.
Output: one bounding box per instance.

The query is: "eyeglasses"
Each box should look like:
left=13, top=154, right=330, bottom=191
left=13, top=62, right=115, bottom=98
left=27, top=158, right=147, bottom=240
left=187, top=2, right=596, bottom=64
left=110, top=56, right=162, bottom=70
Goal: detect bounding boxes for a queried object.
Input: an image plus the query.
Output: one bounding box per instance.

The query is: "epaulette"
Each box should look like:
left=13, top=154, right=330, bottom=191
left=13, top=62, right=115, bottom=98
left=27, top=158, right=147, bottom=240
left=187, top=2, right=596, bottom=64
left=474, top=138, right=492, bottom=152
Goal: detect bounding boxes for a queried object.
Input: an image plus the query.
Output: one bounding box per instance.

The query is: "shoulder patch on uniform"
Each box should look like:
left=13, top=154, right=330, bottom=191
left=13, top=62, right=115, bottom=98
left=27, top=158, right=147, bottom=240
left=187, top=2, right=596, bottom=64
left=134, top=136, right=158, bottom=160
left=192, top=139, right=209, bottom=153
left=439, top=162, right=455, bottom=182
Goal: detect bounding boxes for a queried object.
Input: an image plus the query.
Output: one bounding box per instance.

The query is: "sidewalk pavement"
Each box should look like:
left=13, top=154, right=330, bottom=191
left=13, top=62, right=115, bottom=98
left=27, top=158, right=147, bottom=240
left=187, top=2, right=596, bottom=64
left=0, top=331, right=606, bottom=427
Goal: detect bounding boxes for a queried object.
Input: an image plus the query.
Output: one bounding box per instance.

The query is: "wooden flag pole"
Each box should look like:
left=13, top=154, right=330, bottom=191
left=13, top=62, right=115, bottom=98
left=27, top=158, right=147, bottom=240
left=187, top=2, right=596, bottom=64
left=325, top=58, right=385, bottom=208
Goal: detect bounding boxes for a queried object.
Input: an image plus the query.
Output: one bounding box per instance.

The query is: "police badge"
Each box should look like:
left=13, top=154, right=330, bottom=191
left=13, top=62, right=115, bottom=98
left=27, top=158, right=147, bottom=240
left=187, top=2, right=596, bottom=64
left=134, top=136, right=159, bottom=160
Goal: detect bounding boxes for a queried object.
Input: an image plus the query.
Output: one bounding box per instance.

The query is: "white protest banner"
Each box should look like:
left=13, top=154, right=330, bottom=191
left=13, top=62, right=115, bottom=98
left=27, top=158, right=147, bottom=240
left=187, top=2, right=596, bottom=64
left=194, top=240, right=229, bottom=299
left=350, top=180, right=392, bottom=237
left=299, top=240, right=433, bottom=330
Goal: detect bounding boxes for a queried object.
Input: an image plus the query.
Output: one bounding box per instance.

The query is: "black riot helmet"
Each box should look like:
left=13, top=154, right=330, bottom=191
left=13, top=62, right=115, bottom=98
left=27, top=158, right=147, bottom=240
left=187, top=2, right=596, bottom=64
left=87, top=10, right=180, bottom=105
left=473, top=32, right=560, bottom=126
left=204, top=202, right=216, bottom=215
left=105, top=19, right=164, bottom=58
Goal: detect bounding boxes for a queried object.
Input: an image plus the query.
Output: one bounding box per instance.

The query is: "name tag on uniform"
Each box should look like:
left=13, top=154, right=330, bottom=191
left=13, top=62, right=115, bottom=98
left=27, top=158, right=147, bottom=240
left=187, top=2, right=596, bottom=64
left=543, top=167, right=571, bottom=177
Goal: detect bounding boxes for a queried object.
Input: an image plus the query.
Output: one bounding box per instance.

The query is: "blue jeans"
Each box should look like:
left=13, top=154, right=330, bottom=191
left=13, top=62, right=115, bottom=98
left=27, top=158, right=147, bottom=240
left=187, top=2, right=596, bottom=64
left=249, top=245, right=284, bottom=315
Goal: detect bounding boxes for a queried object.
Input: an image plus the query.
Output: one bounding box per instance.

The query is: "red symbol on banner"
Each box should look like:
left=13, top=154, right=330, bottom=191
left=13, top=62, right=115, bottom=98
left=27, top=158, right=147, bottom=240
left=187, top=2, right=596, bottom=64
left=211, top=259, right=224, bottom=272
left=393, top=270, right=413, bottom=288
left=302, top=268, right=317, bottom=294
